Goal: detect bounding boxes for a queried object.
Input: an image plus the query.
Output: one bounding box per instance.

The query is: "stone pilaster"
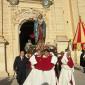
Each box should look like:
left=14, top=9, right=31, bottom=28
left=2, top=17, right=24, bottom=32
left=0, top=36, right=8, bottom=77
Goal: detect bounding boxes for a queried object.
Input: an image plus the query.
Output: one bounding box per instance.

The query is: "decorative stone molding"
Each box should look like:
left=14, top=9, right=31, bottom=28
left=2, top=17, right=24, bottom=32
left=7, top=0, right=19, bottom=5
left=0, top=36, right=7, bottom=43
left=11, top=8, right=47, bottom=24
left=56, top=35, right=69, bottom=42
left=42, top=0, right=54, bottom=8
left=7, top=0, right=54, bottom=8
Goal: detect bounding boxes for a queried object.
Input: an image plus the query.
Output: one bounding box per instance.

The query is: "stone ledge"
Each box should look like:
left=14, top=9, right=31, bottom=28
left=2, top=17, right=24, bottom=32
left=56, top=35, right=69, bottom=42
left=0, top=36, right=7, bottom=43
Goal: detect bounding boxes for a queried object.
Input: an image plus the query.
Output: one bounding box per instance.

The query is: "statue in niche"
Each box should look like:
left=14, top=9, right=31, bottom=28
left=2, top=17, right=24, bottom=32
left=34, top=14, right=46, bottom=44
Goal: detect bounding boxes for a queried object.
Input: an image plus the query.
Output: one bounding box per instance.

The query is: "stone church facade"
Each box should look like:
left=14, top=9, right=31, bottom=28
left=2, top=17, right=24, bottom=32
left=0, top=0, right=85, bottom=76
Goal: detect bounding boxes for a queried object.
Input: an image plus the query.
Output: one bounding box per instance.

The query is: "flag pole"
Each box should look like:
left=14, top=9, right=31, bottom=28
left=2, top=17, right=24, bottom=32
left=69, top=0, right=75, bottom=37
left=74, top=0, right=81, bottom=65
left=1, top=0, right=3, bottom=36
left=77, top=0, right=80, bottom=17
left=68, top=0, right=81, bottom=64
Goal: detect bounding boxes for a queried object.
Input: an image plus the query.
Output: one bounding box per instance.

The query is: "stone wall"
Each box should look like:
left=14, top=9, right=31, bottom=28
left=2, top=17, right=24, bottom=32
left=0, top=0, right=85, bottom=76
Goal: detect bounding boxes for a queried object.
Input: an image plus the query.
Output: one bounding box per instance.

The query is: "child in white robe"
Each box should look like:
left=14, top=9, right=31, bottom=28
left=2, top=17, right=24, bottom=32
left=59, top=51, right=75, bottom=85
left=23, top=49, right=58, bottom=85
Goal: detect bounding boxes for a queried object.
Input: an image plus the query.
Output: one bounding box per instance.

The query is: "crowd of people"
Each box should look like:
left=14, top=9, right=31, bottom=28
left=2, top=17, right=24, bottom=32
left=13, top=42, right=75, bottom=85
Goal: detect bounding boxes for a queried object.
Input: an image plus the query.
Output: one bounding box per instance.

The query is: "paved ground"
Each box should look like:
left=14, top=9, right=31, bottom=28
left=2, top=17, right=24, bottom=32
left=0, top=70, right=85, bottom=85
left=74, top=69, right=85, bottom=85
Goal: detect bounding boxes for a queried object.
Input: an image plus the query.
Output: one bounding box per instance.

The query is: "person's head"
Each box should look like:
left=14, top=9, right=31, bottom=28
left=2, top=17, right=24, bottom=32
left=81, top=49, right=85, bottom=53
left=36, top=49, right=42, bottom=55
left=20, top=51, right=25, bottom=57
left=38, top=14, right=43, bottom=19
left=44, top=49, right=50, bottom=56
left=67, top=51, right=71, bottom=57
left=27, top=50, right=32, bottom=58
left=54, top=48, right=57, bottom=53
left=65, top=48, right=70, bottom=52
left=49, top=46, right=54, bottom=52
left=36, top=44, right=40, bottom=51
left=44, top=44, right=49, bottom=50
left=60, top=51, right=64, bottom=56
left=28, top=40, right=31, bottom=43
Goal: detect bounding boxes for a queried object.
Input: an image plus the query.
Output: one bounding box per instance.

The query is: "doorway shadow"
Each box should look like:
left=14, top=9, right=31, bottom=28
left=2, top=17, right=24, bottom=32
left=20, top=20, right=35, bottom=51
left=0, top=77, right=14, bottom=85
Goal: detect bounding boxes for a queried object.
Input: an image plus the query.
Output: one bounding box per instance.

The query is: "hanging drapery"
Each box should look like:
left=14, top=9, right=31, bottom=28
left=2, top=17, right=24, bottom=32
left=72, top=17, right=85, bottom=50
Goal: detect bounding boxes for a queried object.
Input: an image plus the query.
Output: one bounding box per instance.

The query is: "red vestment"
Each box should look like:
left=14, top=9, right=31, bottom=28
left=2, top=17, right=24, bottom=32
left=34, top=55, right=43, bottom=70
left=42, top=55, right=54, bottom=71
left=67, top=57, right=74, bottom=68
left=34, top=55, right=54, bottom=71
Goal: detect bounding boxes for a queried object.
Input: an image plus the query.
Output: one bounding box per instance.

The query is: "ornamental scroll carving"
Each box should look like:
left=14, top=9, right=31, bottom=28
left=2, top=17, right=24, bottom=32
left=7, top=0, right=19, bottom=5
left=12, top=8, right=47, bottom=24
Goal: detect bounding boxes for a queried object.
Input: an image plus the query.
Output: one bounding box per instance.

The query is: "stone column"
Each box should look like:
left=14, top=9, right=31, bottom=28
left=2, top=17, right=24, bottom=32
left=0, top=0, right=3, bottom=36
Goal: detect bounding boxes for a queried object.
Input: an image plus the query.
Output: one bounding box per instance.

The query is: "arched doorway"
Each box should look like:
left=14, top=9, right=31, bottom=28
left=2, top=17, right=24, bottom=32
left=19, top=20, right=35, bottom=51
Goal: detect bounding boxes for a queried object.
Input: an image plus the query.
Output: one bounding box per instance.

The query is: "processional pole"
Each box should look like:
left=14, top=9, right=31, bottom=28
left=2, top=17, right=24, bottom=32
left=1, top=0, right=3, bottom=36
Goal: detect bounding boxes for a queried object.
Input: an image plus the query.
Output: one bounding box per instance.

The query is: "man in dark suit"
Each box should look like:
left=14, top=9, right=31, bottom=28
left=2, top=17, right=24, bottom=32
left=80, top=50, right=85, bottom=73
left=13, top=51, right=28, bottom=85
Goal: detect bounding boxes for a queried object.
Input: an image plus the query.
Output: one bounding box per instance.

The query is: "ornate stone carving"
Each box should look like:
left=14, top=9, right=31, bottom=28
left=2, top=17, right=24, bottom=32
left=8, top=0, right=19, bottom=5
left=12, top=8, right=47, bottom=24
left=7, top=0, right=54, bottom=8
left=42, top=0, right=54, bottom=8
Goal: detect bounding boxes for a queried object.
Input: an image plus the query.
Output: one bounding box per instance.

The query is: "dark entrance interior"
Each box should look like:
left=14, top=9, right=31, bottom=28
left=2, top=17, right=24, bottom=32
left=19, top=20, right=35, bottom=51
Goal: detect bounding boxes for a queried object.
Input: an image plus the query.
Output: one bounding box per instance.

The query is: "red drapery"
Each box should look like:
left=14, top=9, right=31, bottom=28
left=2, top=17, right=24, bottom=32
left=72, top=17, right=85, bottom=50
